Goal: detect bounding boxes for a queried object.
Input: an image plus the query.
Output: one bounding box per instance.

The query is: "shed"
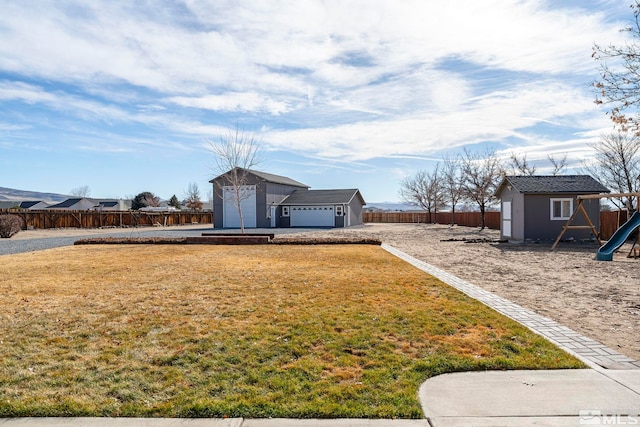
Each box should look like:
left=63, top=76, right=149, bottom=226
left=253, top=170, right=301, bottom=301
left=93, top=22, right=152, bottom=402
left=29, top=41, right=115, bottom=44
left=210, top=168, right=365, bottom=228
left=495, top=175, right=609, bottom=242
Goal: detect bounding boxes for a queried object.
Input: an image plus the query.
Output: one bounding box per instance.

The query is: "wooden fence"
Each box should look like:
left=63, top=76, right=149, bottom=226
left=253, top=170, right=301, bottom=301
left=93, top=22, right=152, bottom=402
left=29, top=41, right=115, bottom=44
left=363, top=210, right=631, bottom=240
left=363, top=211, right=501, bottom=229
left=0, top=209, right=213, bottom=229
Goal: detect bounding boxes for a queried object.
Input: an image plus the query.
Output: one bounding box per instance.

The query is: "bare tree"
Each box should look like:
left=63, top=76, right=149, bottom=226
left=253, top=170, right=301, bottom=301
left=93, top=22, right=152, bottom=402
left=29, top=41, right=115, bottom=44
left=184, top=182, right=203, bottom=210
left=70, top=185, right=91, bottom=198
left=440, top=155, right=464, bottom=224
left=548, top=153, right=568, bottom=176
left=508, top=152, right=536, bottom=176
left=582, top=131, right=640, bottom=212
left=460, top=148, right=504, bottom=230
left=399, top=166, right=445, bottom=223
left=208, top=125, right=262, bottom=232
left=593, top=1, right=640, bottom=133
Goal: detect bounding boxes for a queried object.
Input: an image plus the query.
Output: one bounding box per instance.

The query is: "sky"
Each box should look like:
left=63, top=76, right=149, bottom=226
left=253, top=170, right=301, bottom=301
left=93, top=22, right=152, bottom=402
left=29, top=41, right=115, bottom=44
left=0, top=0, right=635, bottom=203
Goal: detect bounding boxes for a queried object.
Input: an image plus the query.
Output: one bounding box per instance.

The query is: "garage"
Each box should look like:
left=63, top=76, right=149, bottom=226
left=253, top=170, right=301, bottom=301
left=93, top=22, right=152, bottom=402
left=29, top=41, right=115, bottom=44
left=222, top=185, right=257, bottom=228
left=290, top=205, right=335, bottom=227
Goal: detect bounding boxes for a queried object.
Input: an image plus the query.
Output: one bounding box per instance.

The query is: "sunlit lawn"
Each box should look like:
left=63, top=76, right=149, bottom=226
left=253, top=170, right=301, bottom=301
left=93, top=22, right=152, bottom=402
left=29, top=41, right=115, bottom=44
left=0, top=244, right=584, bottom=418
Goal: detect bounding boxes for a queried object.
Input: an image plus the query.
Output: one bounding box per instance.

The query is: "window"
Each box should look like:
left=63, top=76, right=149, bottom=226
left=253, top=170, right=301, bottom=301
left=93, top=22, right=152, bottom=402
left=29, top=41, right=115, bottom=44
left=550, top=198, right=572, bottom=220
left=335, top=205, right=343, bottom=216
left=282, top=206, right=289, bottom=217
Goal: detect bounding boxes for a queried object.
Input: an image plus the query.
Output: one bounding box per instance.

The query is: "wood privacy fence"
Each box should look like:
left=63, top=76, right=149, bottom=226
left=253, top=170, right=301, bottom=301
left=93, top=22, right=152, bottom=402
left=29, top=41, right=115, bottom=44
left=0, top=209, right=213, bottom=229
left=363, top=211, right=501, bottom=229
left=363, top=210, right=629, bottom=240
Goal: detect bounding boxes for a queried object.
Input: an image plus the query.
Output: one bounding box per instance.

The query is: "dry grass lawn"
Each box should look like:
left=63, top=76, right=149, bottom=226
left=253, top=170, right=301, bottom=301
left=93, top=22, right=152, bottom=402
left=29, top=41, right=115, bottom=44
left=0, top=244, right=584, bottom=418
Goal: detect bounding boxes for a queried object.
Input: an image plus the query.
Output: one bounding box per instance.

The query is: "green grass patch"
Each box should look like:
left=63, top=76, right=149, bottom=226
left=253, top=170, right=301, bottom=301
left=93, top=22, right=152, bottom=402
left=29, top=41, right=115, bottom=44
left=0, top=245, right=584, bottom=418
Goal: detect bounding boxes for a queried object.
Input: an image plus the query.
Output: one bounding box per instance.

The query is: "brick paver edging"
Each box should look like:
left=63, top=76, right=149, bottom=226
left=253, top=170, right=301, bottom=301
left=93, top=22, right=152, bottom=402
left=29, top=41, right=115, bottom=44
left=382, top=244, right=640, bottom=371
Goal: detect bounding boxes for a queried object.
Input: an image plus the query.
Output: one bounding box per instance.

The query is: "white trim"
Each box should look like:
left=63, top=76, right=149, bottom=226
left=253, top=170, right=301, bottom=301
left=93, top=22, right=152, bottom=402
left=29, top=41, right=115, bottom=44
left=550, top=198, right=573, bottom=221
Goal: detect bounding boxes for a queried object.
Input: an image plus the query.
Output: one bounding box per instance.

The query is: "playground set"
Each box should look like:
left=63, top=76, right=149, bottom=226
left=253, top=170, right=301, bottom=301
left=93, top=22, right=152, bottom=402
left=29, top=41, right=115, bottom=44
left=551, top=192, right=640, bottom=261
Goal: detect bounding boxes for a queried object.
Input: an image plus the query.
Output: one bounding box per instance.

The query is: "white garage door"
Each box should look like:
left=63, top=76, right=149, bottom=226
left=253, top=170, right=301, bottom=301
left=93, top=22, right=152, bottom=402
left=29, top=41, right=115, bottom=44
left=223, top=185, right=256, bottom=228
left=290, top=206, right=334, bottom=227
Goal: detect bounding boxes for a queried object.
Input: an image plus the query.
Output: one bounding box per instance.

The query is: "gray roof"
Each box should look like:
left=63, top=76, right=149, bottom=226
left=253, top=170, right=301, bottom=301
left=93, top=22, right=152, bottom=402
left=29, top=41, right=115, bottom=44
left=20, top=201, right=44, bottom=209
left=280, top=189, right=365, bottom=205
left=210, top=168, right=309, bottom=188
left=47, top=198, right=92, bottom=208
left=497, top=175, right=610, bottom=195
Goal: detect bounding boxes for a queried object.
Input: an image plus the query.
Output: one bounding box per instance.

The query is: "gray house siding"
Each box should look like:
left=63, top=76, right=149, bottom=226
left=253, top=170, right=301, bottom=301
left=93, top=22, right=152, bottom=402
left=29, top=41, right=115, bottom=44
left=211, top=170, right=308, bottom=229
left=348, top=196, right=364, bottom=226
left=212, top=173, right=265, bottom=229
left=210, top=168, right=365, bottom=229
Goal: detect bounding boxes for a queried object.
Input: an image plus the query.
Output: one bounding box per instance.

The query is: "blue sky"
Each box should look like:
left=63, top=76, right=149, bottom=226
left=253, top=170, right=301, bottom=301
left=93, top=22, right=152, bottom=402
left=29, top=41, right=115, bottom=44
left=0, top=0, right=633, bottom=203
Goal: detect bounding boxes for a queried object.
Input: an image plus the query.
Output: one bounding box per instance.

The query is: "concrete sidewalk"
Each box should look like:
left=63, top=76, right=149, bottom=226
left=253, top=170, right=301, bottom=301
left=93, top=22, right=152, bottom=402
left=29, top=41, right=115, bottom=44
left=420, top=369, right=640, bottom=426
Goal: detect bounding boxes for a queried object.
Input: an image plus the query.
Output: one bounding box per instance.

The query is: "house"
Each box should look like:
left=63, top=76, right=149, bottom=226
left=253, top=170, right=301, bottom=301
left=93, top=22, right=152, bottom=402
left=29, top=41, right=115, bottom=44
left=279, top=188, right=365, bottom=228
left=495, top=175, right=609, bottom=242
left=210, top=168, right=366, bottom=228
left=19, top=200, right=51, bottom=210
left=0, top=200, right=50, bottom=210
left=93, top=199, right=132, bottom=211
left=47, top=198, right=96, bottom=211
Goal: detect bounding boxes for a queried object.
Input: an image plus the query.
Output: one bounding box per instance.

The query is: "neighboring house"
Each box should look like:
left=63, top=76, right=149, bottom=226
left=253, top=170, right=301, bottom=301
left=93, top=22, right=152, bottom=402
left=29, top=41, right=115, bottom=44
left=210, top=168, right=366, bottom=228
left=0, top=201, right=21, bottom=209
left=93, top=199, right=132, bottom=211
left=0, top=200, right=51, bottom=209
left=47, top=198, right=96, bottom=211
left=495, top=175, right=609, bottom=242
left=19, top=200, right=50, bottom=210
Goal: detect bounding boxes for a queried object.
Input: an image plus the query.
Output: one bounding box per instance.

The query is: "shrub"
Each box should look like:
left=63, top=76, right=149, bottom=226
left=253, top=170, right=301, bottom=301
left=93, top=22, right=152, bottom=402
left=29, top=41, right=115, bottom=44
left=0, top=214, right=24, bottom=238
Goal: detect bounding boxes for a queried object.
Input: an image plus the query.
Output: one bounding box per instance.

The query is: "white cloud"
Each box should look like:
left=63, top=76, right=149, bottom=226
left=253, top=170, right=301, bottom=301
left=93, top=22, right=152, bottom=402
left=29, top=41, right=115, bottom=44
left=168, top=92, right=291, bottom=115
left=0, top=0, right=633, bottom=198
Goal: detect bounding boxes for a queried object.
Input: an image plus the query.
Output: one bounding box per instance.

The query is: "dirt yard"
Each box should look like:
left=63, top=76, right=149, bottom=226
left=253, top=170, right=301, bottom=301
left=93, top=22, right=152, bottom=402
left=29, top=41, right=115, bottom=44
left=285, top=223, right=640, bottom=361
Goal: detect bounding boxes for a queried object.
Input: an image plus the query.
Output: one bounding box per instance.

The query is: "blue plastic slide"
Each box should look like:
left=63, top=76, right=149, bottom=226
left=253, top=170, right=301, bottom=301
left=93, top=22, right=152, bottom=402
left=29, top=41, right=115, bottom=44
left=596, top=211, right=640, bottom=261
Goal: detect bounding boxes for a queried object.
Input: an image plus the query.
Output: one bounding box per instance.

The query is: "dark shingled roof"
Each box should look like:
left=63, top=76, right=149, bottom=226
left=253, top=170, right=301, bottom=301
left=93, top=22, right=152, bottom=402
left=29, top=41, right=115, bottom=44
left=47, top=198, right=85, bottom=208
left=210, top=168, right=309, bottom=188
left=280, top=189, right=365, bottom=205
left=497, top=175, right=609, bottom=195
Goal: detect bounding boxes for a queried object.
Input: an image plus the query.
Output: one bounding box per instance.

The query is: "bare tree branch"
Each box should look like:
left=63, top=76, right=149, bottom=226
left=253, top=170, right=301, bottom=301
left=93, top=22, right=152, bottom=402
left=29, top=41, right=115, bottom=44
left=508, top=152, right=537, bottom=176
left=399, top=166, right=445, bottom=223
left=593, top=1, right=640, bottom=133
left=581, top=131, right=640, bottom=212
left=459, top=148, right=504, bottom=230
left=548, top=153, right=568, bottom=176
left=441, top=155, right=464, bottom=223
left=208, top=125, right=262, bottom=232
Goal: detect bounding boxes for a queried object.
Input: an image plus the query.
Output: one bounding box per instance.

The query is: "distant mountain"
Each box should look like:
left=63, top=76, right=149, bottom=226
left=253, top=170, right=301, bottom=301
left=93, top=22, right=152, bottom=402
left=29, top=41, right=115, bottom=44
left=366, top=201, right=421, bottom=212
left=0, top=187, right=70, bottom=203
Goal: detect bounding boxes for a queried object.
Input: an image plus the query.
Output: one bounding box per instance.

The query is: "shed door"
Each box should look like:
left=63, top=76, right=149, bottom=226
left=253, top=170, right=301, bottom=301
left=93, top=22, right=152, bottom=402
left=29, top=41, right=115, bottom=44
left=290, top=206, right=335, bottom=227
left=223, top=185, right=256, bottom=228
left=502, top=201, right=512, bottom=238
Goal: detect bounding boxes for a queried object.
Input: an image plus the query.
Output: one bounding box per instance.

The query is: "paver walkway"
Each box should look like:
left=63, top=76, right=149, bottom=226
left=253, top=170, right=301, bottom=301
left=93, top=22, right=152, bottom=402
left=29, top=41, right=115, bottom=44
left=382, top=244, right=640, bottom=370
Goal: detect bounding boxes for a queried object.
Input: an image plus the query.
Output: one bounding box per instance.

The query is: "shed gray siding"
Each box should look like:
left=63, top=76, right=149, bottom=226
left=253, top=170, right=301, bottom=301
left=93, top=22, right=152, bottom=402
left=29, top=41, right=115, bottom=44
left=522, top=194, right=600, bottom=241
left=499, top=187, right=525, bottom=241
left=496, top=175, right=608, bottom=242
